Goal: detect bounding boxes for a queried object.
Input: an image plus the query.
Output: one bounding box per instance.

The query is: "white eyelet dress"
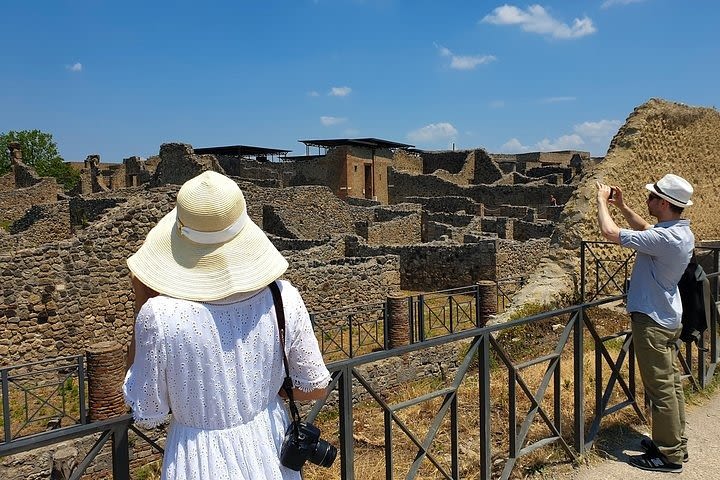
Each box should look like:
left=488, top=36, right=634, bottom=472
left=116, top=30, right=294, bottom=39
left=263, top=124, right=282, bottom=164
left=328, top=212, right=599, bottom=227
left=123, top=280, right=332, bottom=480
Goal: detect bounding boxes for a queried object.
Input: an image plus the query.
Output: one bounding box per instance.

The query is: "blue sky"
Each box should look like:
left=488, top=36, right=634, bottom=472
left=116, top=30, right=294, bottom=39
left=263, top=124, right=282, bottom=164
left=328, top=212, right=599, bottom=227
left=1, top=1, right=718, bottom=161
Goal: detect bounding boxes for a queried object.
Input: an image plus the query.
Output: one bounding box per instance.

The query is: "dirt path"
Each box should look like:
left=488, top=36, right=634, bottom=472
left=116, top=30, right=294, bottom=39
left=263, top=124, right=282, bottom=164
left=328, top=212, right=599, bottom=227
left=550, top=389, right=720, bottom=479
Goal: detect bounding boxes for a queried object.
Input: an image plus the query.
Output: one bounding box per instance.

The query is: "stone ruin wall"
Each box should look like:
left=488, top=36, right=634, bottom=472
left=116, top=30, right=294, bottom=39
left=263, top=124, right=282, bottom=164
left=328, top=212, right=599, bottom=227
left=287, top=148, right=345, bottom=195
left=405, top=196, right=477, bottom=214
left=389, top=169, right=575, bottom=209
left=0, top=184, right=409, bottom=366
left=246, top=184, right=358, bottom=237
left=497, top=238, right=551, bottom=281
left=0, top=178, right=58, bottom=225
left=392, top=149, right=423, bottom=174
left=420, top=150, right=469, bottom=175
left=346, top=239, right=498, bottom=292
left=0, top=172, right=14, bottom=191
left=0, top=202, right=72, bottom=253
left=365, top=212, right=423, bottom=245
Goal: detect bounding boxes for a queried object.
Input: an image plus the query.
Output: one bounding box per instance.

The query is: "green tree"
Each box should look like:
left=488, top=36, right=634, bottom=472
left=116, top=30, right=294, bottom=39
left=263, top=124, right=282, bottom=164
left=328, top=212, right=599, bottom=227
left=0, top=129, right=79, bottom=191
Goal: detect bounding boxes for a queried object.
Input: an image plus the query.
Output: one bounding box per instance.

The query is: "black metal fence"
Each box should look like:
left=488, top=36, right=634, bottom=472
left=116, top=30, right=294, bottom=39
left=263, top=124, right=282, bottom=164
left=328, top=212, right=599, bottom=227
left=1, top=242, right=719, bottom=479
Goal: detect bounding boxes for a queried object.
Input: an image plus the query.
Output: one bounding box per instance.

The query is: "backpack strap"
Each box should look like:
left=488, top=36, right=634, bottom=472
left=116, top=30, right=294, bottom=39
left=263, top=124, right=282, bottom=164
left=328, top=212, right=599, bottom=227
left=269, top=281, right=302, bottom=425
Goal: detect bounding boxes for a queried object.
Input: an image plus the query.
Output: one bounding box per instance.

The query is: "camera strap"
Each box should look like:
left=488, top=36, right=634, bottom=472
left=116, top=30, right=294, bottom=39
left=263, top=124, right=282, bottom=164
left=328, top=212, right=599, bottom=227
left=269, top=281, right=302, bottom=427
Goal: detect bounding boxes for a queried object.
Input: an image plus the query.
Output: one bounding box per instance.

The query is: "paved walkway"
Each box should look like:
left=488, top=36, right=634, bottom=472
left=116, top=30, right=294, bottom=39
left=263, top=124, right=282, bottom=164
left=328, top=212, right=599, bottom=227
left=570, top=389, right=720, bottom=479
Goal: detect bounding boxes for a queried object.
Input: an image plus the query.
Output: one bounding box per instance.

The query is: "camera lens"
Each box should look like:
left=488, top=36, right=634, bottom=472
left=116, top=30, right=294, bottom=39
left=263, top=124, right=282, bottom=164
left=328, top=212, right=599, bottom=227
left=309, top=439, right=337, bottom=467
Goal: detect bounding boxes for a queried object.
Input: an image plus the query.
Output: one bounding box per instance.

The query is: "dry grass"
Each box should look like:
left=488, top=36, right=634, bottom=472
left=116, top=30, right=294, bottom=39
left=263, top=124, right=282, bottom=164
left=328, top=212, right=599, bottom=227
left=301, top=307, right=644, bottom=480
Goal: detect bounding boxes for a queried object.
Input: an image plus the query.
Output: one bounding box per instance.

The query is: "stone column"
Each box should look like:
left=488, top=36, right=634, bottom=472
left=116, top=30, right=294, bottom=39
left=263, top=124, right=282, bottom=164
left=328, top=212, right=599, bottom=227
left=86, top=341, right=126, bottom=421
left=387, top=293, right=410, bottom=349
left=477, top=281, right=497, bottom=327
left=7, top=141, right=22, bottom=163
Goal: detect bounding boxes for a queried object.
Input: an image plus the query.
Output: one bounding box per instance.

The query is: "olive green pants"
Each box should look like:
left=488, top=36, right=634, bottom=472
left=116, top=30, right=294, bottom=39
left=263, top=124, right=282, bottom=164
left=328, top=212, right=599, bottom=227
left=631, top=312, right=687, bottom=464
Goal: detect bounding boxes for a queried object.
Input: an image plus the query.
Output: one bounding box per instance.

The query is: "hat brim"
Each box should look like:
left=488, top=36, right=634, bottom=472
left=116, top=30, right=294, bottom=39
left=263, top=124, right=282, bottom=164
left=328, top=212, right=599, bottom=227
left=645, top=183, right=693, bottom=208
left=127, top=208, right=288, bottom=301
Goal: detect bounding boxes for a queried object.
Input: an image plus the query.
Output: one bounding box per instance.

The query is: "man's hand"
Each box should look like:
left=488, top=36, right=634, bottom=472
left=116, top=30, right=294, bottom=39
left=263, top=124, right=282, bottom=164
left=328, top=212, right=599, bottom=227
left=596, top=181, right=621, bottom=243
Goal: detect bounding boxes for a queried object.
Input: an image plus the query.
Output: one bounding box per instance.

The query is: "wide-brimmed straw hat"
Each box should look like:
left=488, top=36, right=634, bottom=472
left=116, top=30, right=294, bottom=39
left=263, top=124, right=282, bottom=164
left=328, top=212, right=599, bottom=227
left=127, top=171, right=288, bottom=301
left=645, top=173, right=694, bottom=208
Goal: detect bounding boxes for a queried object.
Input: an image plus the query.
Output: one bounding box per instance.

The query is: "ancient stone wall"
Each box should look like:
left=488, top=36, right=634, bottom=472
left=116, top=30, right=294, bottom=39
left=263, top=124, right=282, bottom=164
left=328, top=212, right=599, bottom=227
left=405, top=196, right=477, bottom=214
left=215, top=155, right=278, bottom=179
left=150, top=143, right=225, bottom=186
left=366, top=213, right=422, bottom=245
left=0, top=202, right=72, bottom=253
left=0, top=178, right=59, bottom=224
left=346, top=239, right=497, bottom=291
left=392, top=150, right=423, bottom=174
left=484, top=205, right=536, bottom=221
left=426, top=212, right=474, bottom=228
left=421, top=150, right=468, bottom=174
left=473, top=151, right=504, bottom=184
left=288, top=148, right=345, bottom=198
left=254, top=185, right=358, bottom=239
left=389, top=170, right=575, bottom=209
left=511, top=220, right=555, bottom=241
left=0, top=172, right=14, bottom=192
left=283, top=255, right=401, bottom=314
left=497, top=238, right=551, bottom=280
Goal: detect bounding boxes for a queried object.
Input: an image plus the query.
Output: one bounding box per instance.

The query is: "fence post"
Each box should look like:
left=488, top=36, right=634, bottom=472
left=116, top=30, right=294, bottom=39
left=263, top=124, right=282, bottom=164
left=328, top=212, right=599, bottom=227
left=478, top=334, right=491, bottom=480
left=476, top=281, right=497, bottom=327
left=580, top=242, right=586, bottom=302
left=387, top=293, right=410, bottom=349
left=2, top=368, right=10, bottom=443
left=573, top=306, right=585, bottom=454
left=86, top=341, right=126, bottom=421
left=418, top=295, right=426, bottom=342
left=112, top=421, right=131, bottom=480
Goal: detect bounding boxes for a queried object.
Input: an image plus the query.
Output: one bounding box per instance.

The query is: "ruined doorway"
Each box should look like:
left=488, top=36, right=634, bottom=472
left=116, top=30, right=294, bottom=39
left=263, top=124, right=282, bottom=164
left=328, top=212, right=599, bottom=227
left=364, top=164, right=373, bottom=199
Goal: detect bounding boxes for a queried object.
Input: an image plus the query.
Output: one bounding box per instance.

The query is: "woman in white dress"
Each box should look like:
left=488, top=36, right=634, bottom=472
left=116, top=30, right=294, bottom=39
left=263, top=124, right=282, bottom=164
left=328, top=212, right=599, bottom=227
left=123, top=171, right=331, bottom=480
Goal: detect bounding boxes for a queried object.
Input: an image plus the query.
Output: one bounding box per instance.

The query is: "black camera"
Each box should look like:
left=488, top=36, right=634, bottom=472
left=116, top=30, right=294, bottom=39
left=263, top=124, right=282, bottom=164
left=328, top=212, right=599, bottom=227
left=280, top=421, right=337, bottom=471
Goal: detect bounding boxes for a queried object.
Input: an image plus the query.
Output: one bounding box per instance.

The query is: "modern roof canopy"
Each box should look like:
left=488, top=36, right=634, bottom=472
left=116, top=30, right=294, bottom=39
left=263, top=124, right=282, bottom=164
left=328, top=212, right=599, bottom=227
left=299, top=138, right=414, bottom=150
left=194, top=145, right=292, bottom=159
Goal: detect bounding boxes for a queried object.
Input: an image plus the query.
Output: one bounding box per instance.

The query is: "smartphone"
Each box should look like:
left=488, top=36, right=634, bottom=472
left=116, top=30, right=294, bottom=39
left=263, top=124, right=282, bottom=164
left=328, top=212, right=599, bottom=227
left=609, top=187, right=616, bottom=200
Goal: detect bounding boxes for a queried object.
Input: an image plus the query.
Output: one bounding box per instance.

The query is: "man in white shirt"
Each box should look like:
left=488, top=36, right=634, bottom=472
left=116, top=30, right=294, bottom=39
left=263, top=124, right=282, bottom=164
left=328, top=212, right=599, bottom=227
left=596, top=174, right=695, bottom=473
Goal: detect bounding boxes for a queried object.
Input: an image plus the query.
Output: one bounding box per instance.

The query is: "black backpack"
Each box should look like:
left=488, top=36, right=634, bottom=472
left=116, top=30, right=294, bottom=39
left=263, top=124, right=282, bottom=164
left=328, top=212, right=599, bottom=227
left=677, top=262, right=710, bottom=345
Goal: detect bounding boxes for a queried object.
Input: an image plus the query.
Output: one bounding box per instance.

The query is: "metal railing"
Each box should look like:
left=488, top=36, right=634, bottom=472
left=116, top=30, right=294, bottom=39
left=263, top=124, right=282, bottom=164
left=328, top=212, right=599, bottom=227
left=1, top=355, right=87, bottom=443
left=311, top=302, right=388, bottom=360
left=1, top=243, right=719, bottom=479
left=408, top=285, right=482, bottom=343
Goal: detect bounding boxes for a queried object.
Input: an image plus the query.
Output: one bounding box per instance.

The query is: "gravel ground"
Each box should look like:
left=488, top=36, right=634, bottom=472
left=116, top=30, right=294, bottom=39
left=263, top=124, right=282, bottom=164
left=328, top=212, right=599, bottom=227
left=527, top=388, right=720, bottom=479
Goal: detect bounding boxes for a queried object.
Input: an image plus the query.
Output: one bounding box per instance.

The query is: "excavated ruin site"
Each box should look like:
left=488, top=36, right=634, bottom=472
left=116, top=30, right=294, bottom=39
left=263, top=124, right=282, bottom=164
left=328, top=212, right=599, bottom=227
left=1, top=98, right=720, bottom=365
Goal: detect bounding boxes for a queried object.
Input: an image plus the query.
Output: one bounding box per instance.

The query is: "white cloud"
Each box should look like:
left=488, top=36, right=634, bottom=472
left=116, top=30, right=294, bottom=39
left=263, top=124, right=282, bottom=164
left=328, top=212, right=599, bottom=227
left=451, top=54, right=496, bottom=70
left=320, top=116, right=347, bottom=126
left=67, top=62, right=83, bottom=72
left=407, top=122, right=458, bottom=142
left=573, top=119, right=621, bottom=140
left=540, top=96, right=577, bottom=103
left=481, top=5, right=596, bottom=39
left=500, top=138, right=530, bottom=152
left=535, top=134, right=585, bottom=151
left=307, top=91, right=320, bottom=97
left=435, top=43, right=496, bottom=70
left=601, top=0, right=645, bottom=8
left=329, top=86, right=352, bottom=97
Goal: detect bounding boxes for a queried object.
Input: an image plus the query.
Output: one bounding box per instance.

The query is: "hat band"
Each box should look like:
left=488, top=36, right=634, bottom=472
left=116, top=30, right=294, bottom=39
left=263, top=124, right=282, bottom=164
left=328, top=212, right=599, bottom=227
left=178, top=212, right=249, bottom=244
left=653, top=183, right=686, bottom=206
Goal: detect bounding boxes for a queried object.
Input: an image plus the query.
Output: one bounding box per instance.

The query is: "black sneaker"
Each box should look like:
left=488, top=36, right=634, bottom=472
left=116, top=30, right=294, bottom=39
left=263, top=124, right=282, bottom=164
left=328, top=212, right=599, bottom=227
left=629, top=451, right=683, bottom=473
left=640, top=438, right=689, bottom=463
